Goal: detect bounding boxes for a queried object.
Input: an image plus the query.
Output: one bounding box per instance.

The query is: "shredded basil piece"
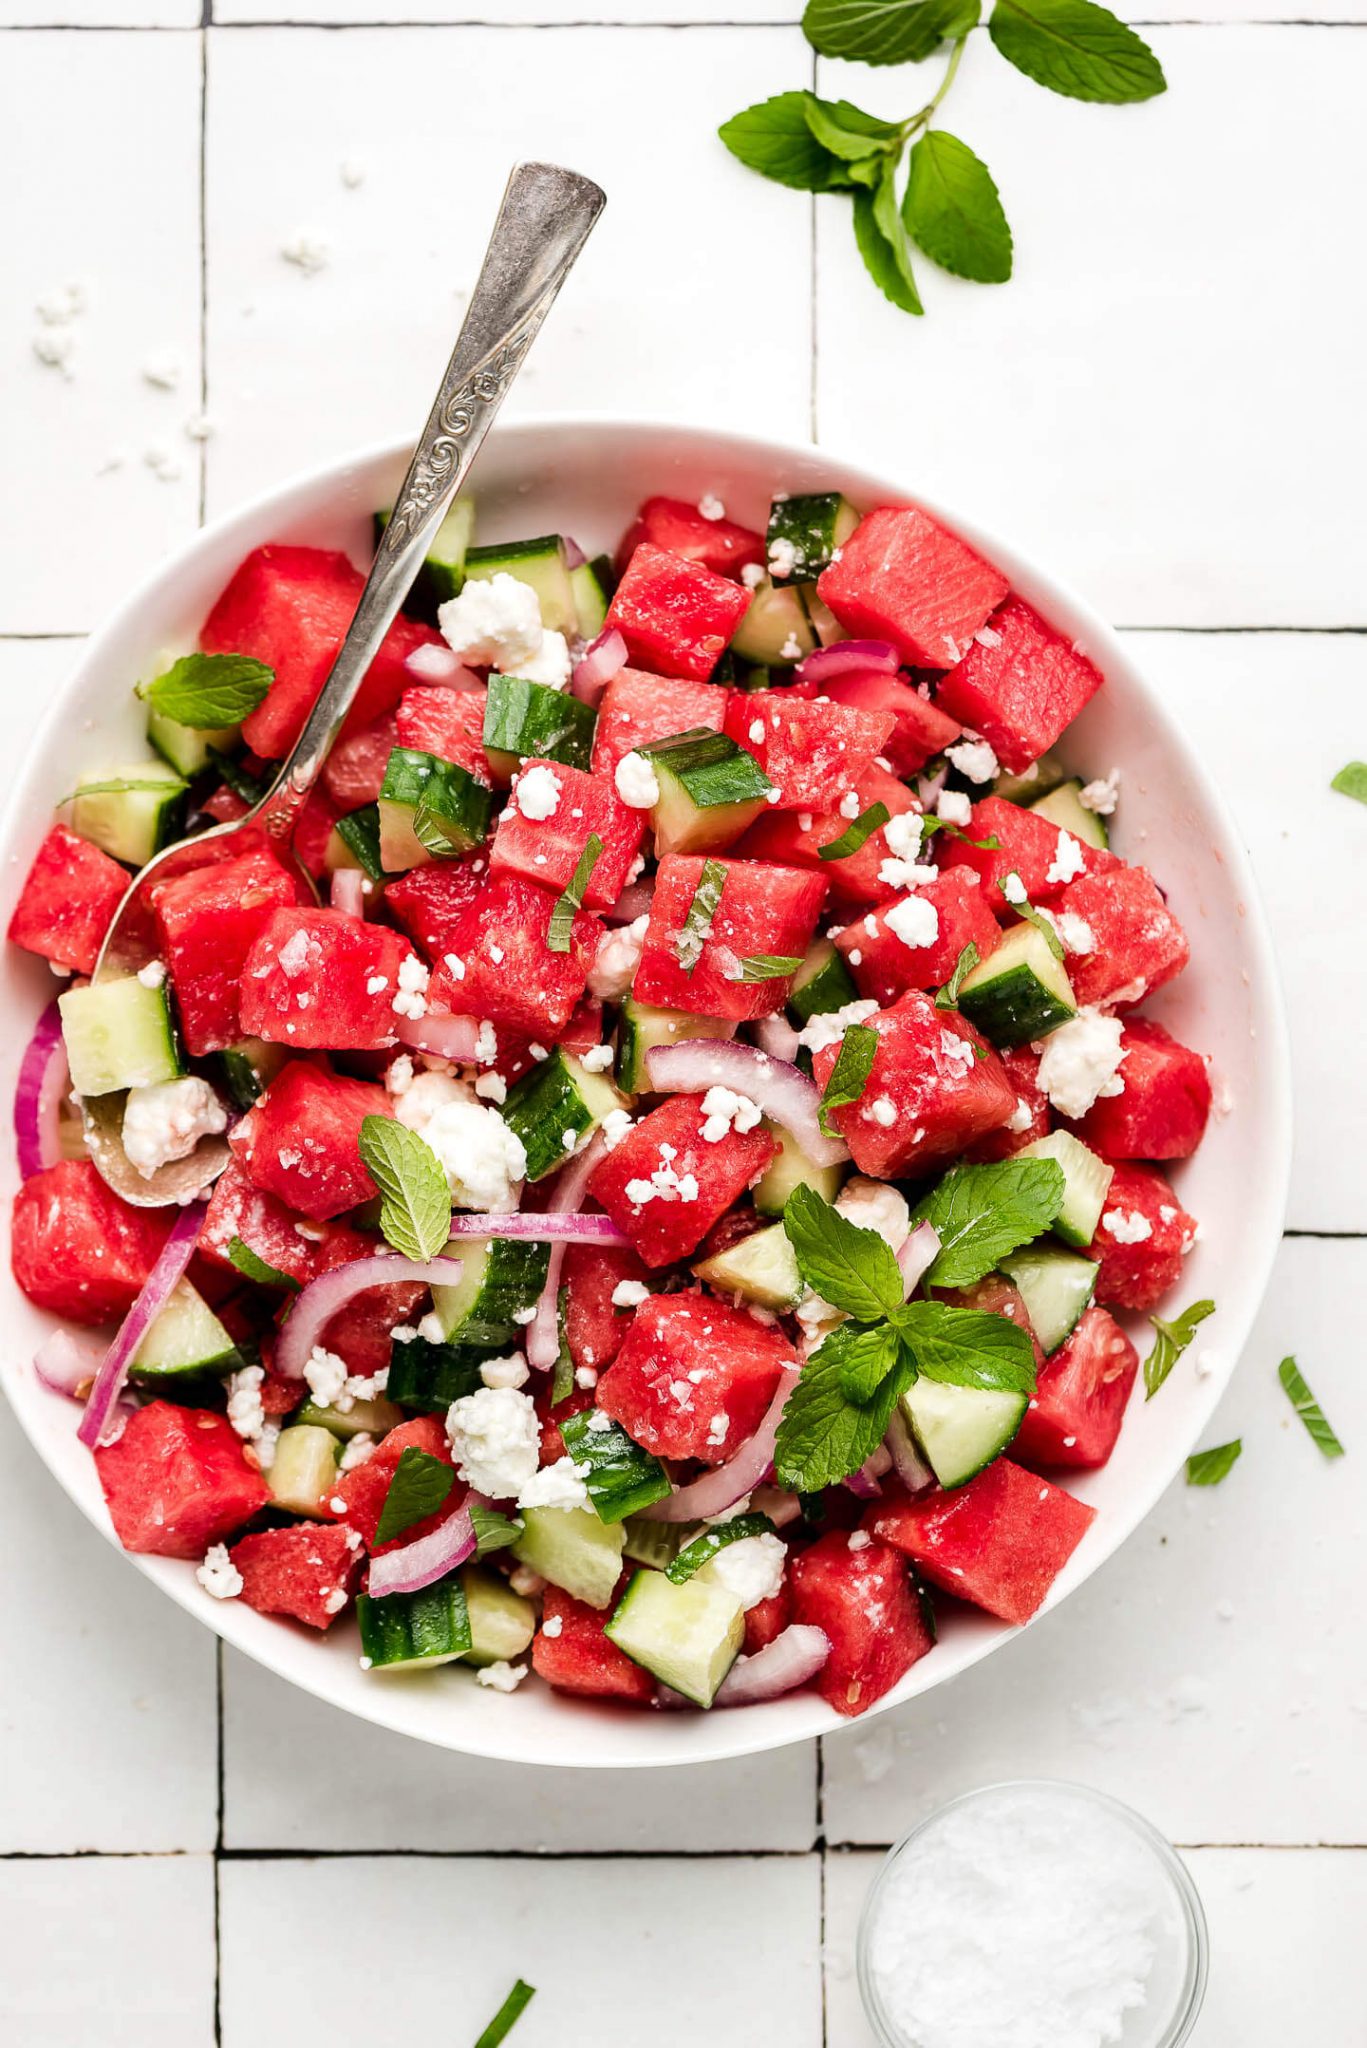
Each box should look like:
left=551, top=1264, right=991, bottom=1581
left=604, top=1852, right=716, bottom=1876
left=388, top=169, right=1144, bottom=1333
left=817, top=800, right=890, bottom=860
left=547, top=832, right=602, bottom=953
left=1003, top=871, right=1064, bottom=962
left=818, top=1020, right=878, bottom=1135
left=1186, top=1439, right=1242, bottom=1486
left=934, top=940, right=981, bottom=1009
left=473, top=1978, right=536, bottom=2048
left=674, top=857, right=728, bottom=974
left=1278, top=1355, right=1345, bottom=1458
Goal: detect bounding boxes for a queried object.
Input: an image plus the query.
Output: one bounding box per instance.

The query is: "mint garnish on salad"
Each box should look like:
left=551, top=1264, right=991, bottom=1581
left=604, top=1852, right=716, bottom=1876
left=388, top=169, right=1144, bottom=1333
left=358, top=1115, right=453, bottom=1263
left=137, top=652, right=274, bottom=729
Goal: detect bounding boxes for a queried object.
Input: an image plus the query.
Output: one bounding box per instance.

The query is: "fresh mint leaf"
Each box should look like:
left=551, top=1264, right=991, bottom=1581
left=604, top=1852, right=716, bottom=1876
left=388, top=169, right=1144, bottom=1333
left=551, top=1284, right=574, bottom=1407
left=208, top=746, right=273, bottom=807
left=547, top=832, right=602, bottom=954
left=988, top=0, right=1166, bottom=103
left=1186, top=1439, right=1242, bottom=1487
left=665, top=1513, right=777, bottom=1584
left=804, top=0, right=981, bottom=65
left=804, top=96, right=902, bottom=162
left=734, top=953, right=805, bottom=982
left=473, top=1979, right=536, bottom=2048
left=138, top=652, right=274, bottom=730
left=775, top=1320, right=915, bottom=1491
left=782, top=1183, right=905, bottom=1323
left=935, top=940, right=981, bottom=1009
left=358, top=1114, right=453, bottom=1263
left=854, top=161, right=924, bottom=315
left=674, top=857, right=727, bottom=975
left=895, top=1299, right=1038, bottom=1394
left=1278, top=1355, right=1345, bottom=1459
left=410, top=799, right=462, bottom=859
left=819, top=1020, right=879, bottom=1136
left=373, top=1445, right=455, bottom=1547
left=819, top=800, right=891, bottom=860
left=922, top=815, right=1000, bottom=850
left=719, top=93, right=855, bottom=192
left=470, top=1501, right=523, bottom=1558
left=836, top=1320, right=906, bottom=1404
left=226, top=1236, right=299, bottom=1292
left=1143, top=1297, right=1215, bottom=1399
left=1004, top=872, right=1065, bottom=962
left=904, top=130, right=1013, bottom=283
left=1331, top=762, right=1367, bottom=806
left=914, top=1158, right=1065, bottom=1287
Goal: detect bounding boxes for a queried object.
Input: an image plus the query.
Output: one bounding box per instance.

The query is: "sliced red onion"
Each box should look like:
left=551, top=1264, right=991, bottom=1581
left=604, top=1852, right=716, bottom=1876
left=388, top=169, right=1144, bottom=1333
left=562, top=536, right=588, bottom=570
left=714, top=1625, right=831, bottom=1706
left=916, top=764, right=949, bottom=807
left=77, top=1203, right=206, bottom=1448
left=14, top=1003, right=68, bottom=1180
left=275, top=1254, right=468, bottom=1381
left=330, top=868, right=366, bottom=920
left=571, top=627, right=627, bottom=705
left=404, top=644, right=479, bottom=689
left=795, top=640, right=899, bottom=688
left=753, top=1013, right=800, bottom=1063
left=886, top=1406, right=934, bottom=1496
left=750, top=1483, right=803, bottom=1531
left=365, top=1491, right=487, bottom=1599
left=845, top=1442, right=892, bottom=1499
left=525, top=1132, right=606, bottom=1372
left=602, top=878, right=654, bottom=927
left=898, top=1220, right=941, bottom=1299
left=397, top=1011, right=481, bottom=1063
left=34, top=1328, right=101, bottom=1398
left=641, top=1365, right=798, bottom=1523
left=643, top=1038, right=848, bottom=1170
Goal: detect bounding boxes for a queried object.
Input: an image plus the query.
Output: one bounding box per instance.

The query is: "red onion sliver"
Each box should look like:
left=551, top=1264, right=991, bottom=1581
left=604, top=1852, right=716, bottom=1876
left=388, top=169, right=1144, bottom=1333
left=34, top=1328, right=101, bottom=1398
left=571, top=627, right=627, bottom=705
left=845, top=1442, right=892, bottom=1499
left=601, top=878, right=655, bottom=927
left=77, top=1204, right=206, bottom=1448
left=897, top=1220, right=941, bottom=1299
left=794, top=640, right=899, bottom=688
left=14, top=1002, right=68, bottom=1180
left=275, top=1255, right=468, bottom=1382
left=397, top=1011, right=481, bottom=1063
left=562, top=535, right=588, bottom=570
left=404, top=644, right=478, bottom=688
left=750, top=1484, right=803, bottom=1531
left=753, top=1013, right=800, bottom=1063
left=329, top=868, right=366, bottom=920
left=641, top=1365, right=798, bottom=1523
left=365, top=1492, right=486, bottom=1599
left=644, top=1038, right=849, bottom=1170
left=885, top=1406, right=935, bottom=1496
left=714, top=1625, right=831, bottom=1706
left=525, top=1132, right=606, bottom=1373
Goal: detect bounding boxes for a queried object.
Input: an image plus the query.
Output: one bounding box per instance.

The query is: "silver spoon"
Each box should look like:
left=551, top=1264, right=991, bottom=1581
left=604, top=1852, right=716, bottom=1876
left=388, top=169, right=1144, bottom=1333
left=82, top=161, right=605, bottom=1207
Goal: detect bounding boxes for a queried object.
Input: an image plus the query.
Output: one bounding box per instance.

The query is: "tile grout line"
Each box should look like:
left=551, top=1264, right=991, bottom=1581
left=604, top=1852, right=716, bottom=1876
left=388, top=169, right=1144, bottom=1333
left=4, top=13, right=1367, bottom=28
left=2, top=1839, right=1362, bottom=1862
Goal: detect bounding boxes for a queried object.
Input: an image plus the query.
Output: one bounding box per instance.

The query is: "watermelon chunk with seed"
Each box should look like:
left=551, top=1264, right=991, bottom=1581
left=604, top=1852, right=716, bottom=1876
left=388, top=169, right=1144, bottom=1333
left=816, top=507, right=1009, bottom=669
left=604, top=542, right=750, bottom=683
left=240, top=906, right=420, bottom=1051
left=7, top=823, right=130, bottom=975
left=835, top=869, right=1001, bottom=1004
left=821, top=670, right=962, bottom=777
left=95, top=1402, right=270, bottom=1558
left=230, top=1523, right=365, bottom=1628
left=590, top=667, right=726, bottom=777
left=723, top=689, right=895, bottom=811
left=1012, top=1307, right=1139, bottom=1470
left=425, top=875, right=599, bottom=1040
left=934, top=595, right=1104, bottom=774
left=383, top=859, right=487, bottom=961
left=153, top=846, right=300, bottom=1055
left=735, top=762, right=920, bottom=910
left=1055, top=866, right=1189, bottom=1010
left=532, top=1581, right=656, bottom=1704
left=616, top=496, right=765, bottom=580
left=229, top=1059, right=391, bottom=1221
left=1086, top=1161, right=1196, bottom=1313
left=788, top=1530, right=934, bottom=1717
left=395, top=685, right=492, bottom=785
left=588, top=1093, right=776, bottom=1270
left=940, top=795, right=1116, bottom=913
left=1074, top=1018, right=1211, bottom=1161
left=596, top=1289, right=794, bottom=1456
left=633, top=854, right=827, bottom=1022
left=331, top=1416, right=462, bottom=1552
left=490, top=762, right=645, bottom=909
left=562, top=1242, right=655, bottom=1375
left=868, top=1460, right=1096, bottom=1626
left=12, top=1160, right=172, bottom=1326
left=965, top=1045, right=1050, bottom=1161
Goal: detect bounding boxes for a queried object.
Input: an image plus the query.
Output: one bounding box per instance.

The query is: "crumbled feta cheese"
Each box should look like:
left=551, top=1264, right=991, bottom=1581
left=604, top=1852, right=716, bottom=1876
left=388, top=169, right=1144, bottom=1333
left=741, top=561, right=766, bottom=590
left=518, top=1455, right=590, bottom=1510
left=1046, top=830, right=1087, bottom=887
left=946, top=738, right=999, bottom=784
left=280, top=231, right=330, bottom=274
left=611, top=1279, right=650, bottom=1309
left=1039, top=907, right=1095, bottom=956
left=196, top=1544, right=242, bottom=1600
left=848, top=1528, right=872, bottom=1550
left=226, top=1365, right=266, bottom=1444
left=438, top=572, right=543, bottom=672
left=707, top=1412, right=730, bottom=1446
left=475, top=1660, right=529, bottom=1692
left=339, top=1433, right=376, bottom=1472
left=121, top=1076, right=228, bottom=1179
left=1103, top=1208, right=1153, bottom=1244
left=397, top=1082, right=526, bottom=1211
left=779, top=632, right=803, bottom=662
left=386, top=1053, right=415, bottom=1097
left=749, top=718, right=766, bottom=744
left=136, top=959, right=166, bottom=988
left=446, top=1386, right=540, bottom=1498
left=513, top=763, right=562, bottom=821
left=699, top=1085, right=762, bottom=1143
left=868, top=1096, right=897, bottom=1128
left=541, top=1614, right=564, bottom=1638
left=698, top=493, right=725, bottom=520
left=704, top=1531, right=787, bottom=1610
left=480, top=1353, right=530, bottom=1391
left=574, top=1365, right=598, bottom=1390
left=839, top=790, right=862, bottom=820
left=391, top=951, right=430, bottom=1021
left=795, top=997, right=879, bottom=1057
left=836, top=1175, right=911, bottom=1255
left=767, top=537, right=798, bottom=579
left=1002, top=872, right=1029, bottom=907
left=502, top=627, right=571, bottom=690
left=579, top=1043, right=614, bottom=1073
left=588, top=914, right=649, bottom=1003
left=474, top=1071, right=507, bottom=1105
left=406, top=642, right=463, bottom=683
left=1006, top=1097, right=1035, bottom=1134
left=1034, top=1010, right=1128, bottom=1119
left=884, top=813, right=926, bottom=862
left=304, top=1346, right=349, bottom=1409
left=885, top=893, right=940, bottom=952
left=1078, top=769, right=1121, bottom=816
left=614, top=750, right=660, bottom=810
left=936, top=789, right=972, bottom=827
left=600, top=1106, right=635, bottom=1151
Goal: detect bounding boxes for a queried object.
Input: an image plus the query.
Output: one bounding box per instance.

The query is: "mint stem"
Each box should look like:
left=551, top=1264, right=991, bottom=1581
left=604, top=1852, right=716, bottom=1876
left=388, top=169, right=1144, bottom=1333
left=902, top=33, right=969, bottom=141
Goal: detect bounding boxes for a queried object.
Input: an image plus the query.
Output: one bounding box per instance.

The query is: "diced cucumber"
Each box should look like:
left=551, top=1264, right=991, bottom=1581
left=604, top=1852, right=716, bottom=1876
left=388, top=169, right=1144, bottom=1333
left=766, top=491, right=860, bottom=580
left=481, top=674, right=596, bottom=777
left=147, top=707, right=240, bottom=779
left=786, top=938, right=859, bottom=1027
left=641, top=728, right=773, bottom=856
left=296, top=1395, right=404, bottom=1440
left=70, top=760, right=188, bottom=866
left=129, top=1278, right=240, bottom=1384
left=559, top=1410, right=671, bottom=1523
left=621, top=1517, right=694, bottom=1570
left=1017, top=1130, right=1115, bottom=1249
left=616, top=999, right=731, bottom=1095
left=375, top=497, right=476, bottom=618
left=957, top=923, right=1077, bottom=1048
left=1029, top=777, right=1109, bottom=851
left=460, top=1566, right=536, bottom=1668
left=463, top=534, right=578, bottom=637
left=328, top=804, right=387, bottom=881
left=377, top=746, right=491, bottom=870
left=268, top=1424, right=341, bottom=1518
left=605, top=1569, right=744, bottom=1707
left=511, top=1504, right=626, bottom=1609
left=357, top=1571, right=473, bottom=1671
left=752, top=1121, right=845, bottom=1217
left=900, top=1377, right=1027, bottom=1490
left=499, top=1049, right=627, bottom=1183
left=429, top=1234, right=552, bottom=1345
left=59, top=978, right=183, bottom=1096
left=569, top=558, right=610, bottom=641
left=998, top=1244, right=1098, bottom=1354
left=387, top=1335, right=497, bottom=1413
left=219, top=1036, right=288, bottom=1110
left=692, top=1220, right=803, bottom=1310
left=991, top=751, right=1066, bottom=805
left=729, top=579, right=820, bottom=667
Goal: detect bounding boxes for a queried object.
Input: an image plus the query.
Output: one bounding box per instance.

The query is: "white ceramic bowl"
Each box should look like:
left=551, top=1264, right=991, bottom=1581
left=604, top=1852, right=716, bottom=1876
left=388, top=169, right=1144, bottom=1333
left=0, top=420, right=1291, bottom=1768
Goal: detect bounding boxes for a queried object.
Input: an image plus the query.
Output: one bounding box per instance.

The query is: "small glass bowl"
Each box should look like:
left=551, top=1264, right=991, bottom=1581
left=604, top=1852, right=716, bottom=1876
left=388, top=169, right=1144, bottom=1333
left=856, top=1779, right=1209, bottom=2048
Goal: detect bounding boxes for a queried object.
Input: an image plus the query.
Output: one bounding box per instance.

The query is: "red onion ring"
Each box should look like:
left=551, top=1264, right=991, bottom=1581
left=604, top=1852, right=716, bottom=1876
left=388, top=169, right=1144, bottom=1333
left=643, top=1039, right=849, bottom=1170
left=752, top=1013, right=800, bottom=1063
left=641, top=1365, right=798, bottom=1523
left=275, top=1254, right=468, bottom=1381
left=571, top=627, right=627, bottom=705
left=794, top=640, right=898, bottom=688
left=714, top=1624, right=831, bottom=1706
left=364, top=1491, right=488, bottom=1599
left=397, top=1011, right=481, bottom=1063
left=34, top=1328, right=101, bottom=1398
left=845, top=1442, right=892, bottom=1499
left=329, top=868, right=366, bottom=920
left=885, top=1406, right=934, bottom=1495
left=897, top=1220, right=941, bottom=1297
left=14, top=1003, right=68, bottom=1179
left=77, top=1204, right=206, bottom=1448
left=404, top=645, right=479, bottom=688
left=525, top=1132, right=606, bottom=1372
left=602, top=878, right=654, bottom=927
left=750, top=1484, right=803, bottom=1530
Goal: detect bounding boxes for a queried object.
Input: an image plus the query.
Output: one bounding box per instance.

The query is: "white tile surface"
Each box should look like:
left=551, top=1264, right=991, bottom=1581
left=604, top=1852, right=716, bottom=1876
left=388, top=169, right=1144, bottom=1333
left=8, top=1, right=199, bottom=20
left=816, top=27, right=1367, bottom=628
left=215, top=0, right=795, bottom=19
left=220, top=1852, right=823, bottom=2045
left=0, top=31, right=203, bottom=634
left=0, top=1855, right=216, bottom=2047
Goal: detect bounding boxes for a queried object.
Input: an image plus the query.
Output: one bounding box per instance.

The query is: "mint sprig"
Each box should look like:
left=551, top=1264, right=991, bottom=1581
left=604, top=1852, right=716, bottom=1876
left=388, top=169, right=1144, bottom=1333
left=913, top=1157, right=1065, bottom=1287
left=373, top=1445, right=455, bottom=1547
left=137, top=652, right=274, bottom=729
left=904, top=129, right=1013, bottom=283
left=358, top=1115, right=453, bottom=1263
left=470, top=1501, right=524, bottom=1558
left=775, top=1320, right=913, bottom=1491
left=1331, top=762, right=1367, bottom=806
left=784, top=1183, right=904, bottom=1323
left=1143, top=1297, right=1215, bottom=1399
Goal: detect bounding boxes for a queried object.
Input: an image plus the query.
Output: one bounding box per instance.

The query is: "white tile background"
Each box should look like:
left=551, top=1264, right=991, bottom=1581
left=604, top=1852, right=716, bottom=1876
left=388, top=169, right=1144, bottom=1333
left=1, top=8, right=1364, bottom=2043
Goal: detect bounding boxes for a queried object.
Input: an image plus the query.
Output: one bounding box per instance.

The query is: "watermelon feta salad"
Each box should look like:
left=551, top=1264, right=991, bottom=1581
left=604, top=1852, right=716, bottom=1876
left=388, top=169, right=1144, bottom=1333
left=6, top=485, right=1214, bottom=1720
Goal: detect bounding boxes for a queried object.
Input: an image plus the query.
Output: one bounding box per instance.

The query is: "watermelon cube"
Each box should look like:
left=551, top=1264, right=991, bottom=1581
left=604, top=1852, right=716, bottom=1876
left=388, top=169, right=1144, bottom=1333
left=836, top=869, right=1001, bottom=1005
left=424, top=875, right=599, bottom=1040
left=940, top=795, right=1115, bottom=914
left=596, top=1289, right=794, bottom=1456
left=322, top=713, right=399, bottom=809
left=489, top=762, right=645, bottom=910
left=229, top=1059, right=392, bottom=1221
left=200, top=545, right=442, bottom=759
left=331, top=1416, right=460, bottom=1553
left=240, top=906, right=421, bottom=1050
left=810, top=991, right=1016, bottom=1178
left=11, top=1159, right=172, bottom=1327
left=744, top=1580, right=793, bottom=1657
left=735, top=762, right=920, bottom=910
left=7, top=823, right=130, bottom=975
left=198, top=1161, right=370, bottom=1283
left=292, top=786, right=344, bottom=881
left=821, top=670, right=962, bottom=777
left=934, top=595, right=1104, bottom=774
left=590, top=667, right=726, bottom=777
left=869, top=1459, right=1096, bottom=1626
left=816, top=507, right=1009, bottom=669
left=1074, top=1018, right=1211, bottom=1161
left=1085, top=1161, right=1196, bottom=1313
left=1055, top=866, right=1190, bottom=1010
left=965, top=1045, right=1050, bottom=1161
left=229, top=1523, right=365, bottom=1629
left=788, top=1530, right=934, bottom=1717
left=633, top=854, right=827, bottom=1023
left=532, top=1581, right=656, bottom=1704
left=95, top=1402, right=269, bottom=1558
left=562, top=1242, right=655, bottom=1375
left=536, top=1381, right=596, bottom=1466
left=604, top=542, right=750, bottom=683
left=588, top=1094, right=776, bottom=1271
left=616, top=496, right=766, bottom=580
left=395, top=685, right=492, bottom=785
left=383, top=859, right=487, bottom=961
left=1012, top=1307, right=1139, bottom=1471
left=722, top=689, right=895, bottom=811
left=152, top=846, right=300, bottom=1055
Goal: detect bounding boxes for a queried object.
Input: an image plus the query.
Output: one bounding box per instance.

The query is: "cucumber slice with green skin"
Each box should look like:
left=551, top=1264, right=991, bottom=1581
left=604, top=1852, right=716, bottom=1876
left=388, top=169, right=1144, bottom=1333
left=991, top=752, right=1066, bottom=806
left=377, top=747, right=491, bottom=871
left=729, top=579, right=820, bottom=667
left=998, top=1244, right=1098, bottom=1354
left=605, top=1569, right=745, bottom=1707
left=296, top=1395, right=405, bottom=1441
left=463, top=534, right=578, bottom=637
left=752, top=1121, right=845, bottom=1217
left=328, top=804, right=388, bottom=881
left=375, top=499, right=476, bottom=619
left=616, top=1000, right=733, bottom=1095
left=357, top=1571, right=473, bottom=1671
left=786, top=939, right=859, bottom=1027
left=640, top=727, right=773, bottom=856
left=268, top=1424, right=341, bottom=1518
left=621, top=1516, right=695, bottom=1570
left=900, top=1377, right=1028, bottom=1489
left=129, top=1278, right=240, bottom=1384
left=1029, top=777, right=1109, bottom=851
left=481, top=674, right=596, bottom=778
left=460, top=1566, right=536, bottom=1668
left=559, top=1411, right=671, bottom=1524
left=147, top=707, right=240, bottom=779
left=499, top=1049, right=627, bottom=1183
left=692, top=1219, right=804, bottom=1310
left=71, top=761, right=188, bottom=866
left=1017, top=1130, right=1115, bottom=1249
left=569, top=559, right=610, bottom=641
left=386, top=1336, right=498, bottom=1414
left=957, top=923, right=1077, bottom=1048
left=218, top=1036, right=288, bottom=1111
left=59, top=978, right=183, bottom=1096
left=766, top=491, right=860, bottom=580
left=430, top=1234, right=552, bottom=1345
left=512, top=1504, right=626, bottom=1609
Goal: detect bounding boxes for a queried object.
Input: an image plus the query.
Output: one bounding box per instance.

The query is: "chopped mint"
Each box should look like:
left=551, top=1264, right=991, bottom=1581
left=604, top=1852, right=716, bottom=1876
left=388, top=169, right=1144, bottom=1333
left=137, top=652, right=274, bottom=729
left=1143, top=1297, right=1215, bottom=1399
left=1278, top=1355, right=1345, bottom=1459
left=817, top=800, right=890, bottom=860
left=547, top=832, right=602, bottom=954
left=1186, top=1439, right=1242, bottom=1487
left=818, top=1020, right=879, bottom=1135
left=358, top=1115, right=453, bottom=1263
left=373, top=1446, right=455, bottom=1547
